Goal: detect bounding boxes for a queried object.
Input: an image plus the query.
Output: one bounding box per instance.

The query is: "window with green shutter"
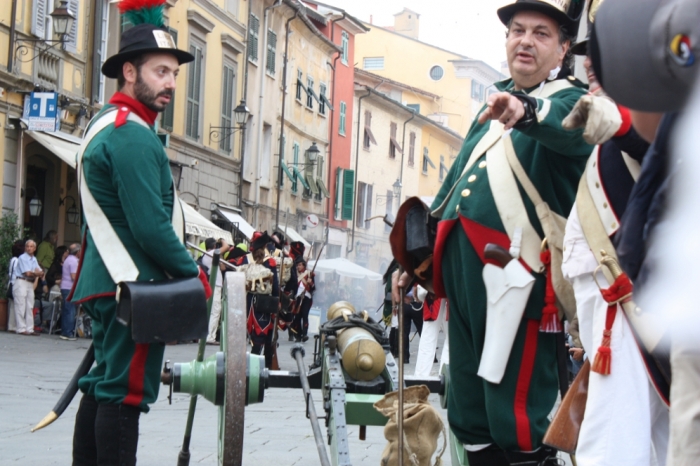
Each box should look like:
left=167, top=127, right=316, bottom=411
left=341, top=169, right=354, bottom=220
left=291, top=142, right=300, bottom=193
left=266, top=30, right=276, bottom=75
left=248, top=14, right=259, bottom=62
left=186, top=42, right=204, bottom=140
left=220, top=63, right=237, bottom=152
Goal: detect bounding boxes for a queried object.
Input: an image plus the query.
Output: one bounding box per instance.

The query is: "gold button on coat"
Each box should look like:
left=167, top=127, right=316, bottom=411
left=461, top=189, right=471, bottom=197
left=468, top=175, right=477, bottom=183
left=455, top=205, right=460, bottom=213
left=479, top=161, right=487, bottom=168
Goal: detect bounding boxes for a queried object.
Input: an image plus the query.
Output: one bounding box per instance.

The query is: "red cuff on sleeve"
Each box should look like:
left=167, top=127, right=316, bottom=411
left=614, top=105, right=632, bottom=137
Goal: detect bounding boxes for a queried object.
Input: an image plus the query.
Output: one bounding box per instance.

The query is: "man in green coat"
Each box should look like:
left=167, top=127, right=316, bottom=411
left=68, top=1, right=210, bottom=465
left=425, top=1, right=592, bottom=464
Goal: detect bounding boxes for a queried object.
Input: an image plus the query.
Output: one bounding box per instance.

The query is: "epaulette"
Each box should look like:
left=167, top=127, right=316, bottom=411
left=114, top=106, right=131, bottom=128
left=565, top=75, right=588, bottom=89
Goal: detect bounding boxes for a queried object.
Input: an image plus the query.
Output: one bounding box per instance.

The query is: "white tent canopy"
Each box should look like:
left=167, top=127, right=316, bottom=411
left=308, top=258, right=382, bottom=281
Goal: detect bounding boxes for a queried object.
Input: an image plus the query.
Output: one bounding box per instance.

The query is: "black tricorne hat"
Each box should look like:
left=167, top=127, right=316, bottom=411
left=497, top=0, right=585, bottom=36
left=102, top=24, right=194, bottom=78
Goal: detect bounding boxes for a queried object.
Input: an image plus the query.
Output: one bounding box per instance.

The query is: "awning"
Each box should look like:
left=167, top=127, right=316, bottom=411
left=281, top=162, right=295, bottom=183
left=285, top=227, right=310, bottom=248
left=215, top=207, right=255, bottom=241
left=292, top=167, right=310, bottom=190
left=180, top=201, right=233, bottom=244
left=26, top=130, right=80, bottom=168
left=307, top=258, right=382, bottom=281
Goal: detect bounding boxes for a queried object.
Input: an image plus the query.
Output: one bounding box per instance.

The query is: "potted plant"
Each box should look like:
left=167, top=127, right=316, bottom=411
left=0, top=211, right=20, bottom=331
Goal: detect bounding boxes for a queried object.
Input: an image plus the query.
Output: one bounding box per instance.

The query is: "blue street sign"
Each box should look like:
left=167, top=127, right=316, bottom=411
left=24, top=92, right=59, bottom=132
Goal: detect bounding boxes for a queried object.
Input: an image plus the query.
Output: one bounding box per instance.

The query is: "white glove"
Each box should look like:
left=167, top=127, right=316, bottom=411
left=562, top=94, right=622, bottom=145
left=416, top=285, right=428, bottom=303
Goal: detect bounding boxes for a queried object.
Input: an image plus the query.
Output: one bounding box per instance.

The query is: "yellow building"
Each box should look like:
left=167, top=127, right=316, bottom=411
left=241, top=0, right=338, bottom=248
left=354, top=69, right=462, bottom=200
left=355, top=8, right=503, bottom=137
left=0, top=0, right=238, bottom=246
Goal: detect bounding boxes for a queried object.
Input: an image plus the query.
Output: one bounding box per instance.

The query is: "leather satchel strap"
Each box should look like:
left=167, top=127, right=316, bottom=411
left=77, top=109, right=185, bottom=284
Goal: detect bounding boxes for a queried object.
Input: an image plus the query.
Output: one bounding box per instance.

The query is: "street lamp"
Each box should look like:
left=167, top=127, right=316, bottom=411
left=59, top=195, right=80, bottom=225
left=234, top=101, right=250, bottom=126
left=305, top=142, right=320, bottom=163
left=28, top=198, right=43, bottom=217
left=13, top=0, right=76, bottom=64
left=209, top=100, right=251, bottom=147
left=392, top=178, right=402, bottom=197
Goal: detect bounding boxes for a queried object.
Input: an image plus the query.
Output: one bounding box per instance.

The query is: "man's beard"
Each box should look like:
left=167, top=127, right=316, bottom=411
left=134, top=73, right=172, bottom=112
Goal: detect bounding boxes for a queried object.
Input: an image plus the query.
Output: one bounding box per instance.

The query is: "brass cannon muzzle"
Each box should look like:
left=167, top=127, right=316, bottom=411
left=326, top=301, right=386, bottom=381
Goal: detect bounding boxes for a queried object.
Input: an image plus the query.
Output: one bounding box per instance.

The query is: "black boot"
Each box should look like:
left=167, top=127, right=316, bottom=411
left=505, top=446, right=562, bottom=465
left=95, top=403, right=141, bottom=466
left=73, top=394, right=99, bottom=466
left=465, top=444, right=510, bottom=466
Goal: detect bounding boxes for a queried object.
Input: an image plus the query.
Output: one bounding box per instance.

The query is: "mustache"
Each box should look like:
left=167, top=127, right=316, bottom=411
left=515, top=47, right=536, bottom=57
left=157, top=89, right=173, bottom=98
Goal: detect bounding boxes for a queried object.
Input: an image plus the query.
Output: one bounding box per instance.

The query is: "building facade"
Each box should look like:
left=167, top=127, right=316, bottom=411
left=354, top=8, right=504, bottom=137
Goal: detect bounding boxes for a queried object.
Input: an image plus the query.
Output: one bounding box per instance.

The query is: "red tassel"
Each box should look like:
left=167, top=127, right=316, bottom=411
left=539, top=249, right=562, bottom=333
left=591, top=273, right=634, bottom=375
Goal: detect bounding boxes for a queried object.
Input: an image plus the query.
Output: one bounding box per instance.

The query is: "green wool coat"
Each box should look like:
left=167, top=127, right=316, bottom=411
left=74, top=101, right=199, bottom=410
left=431, top=77, right=593, bottom=451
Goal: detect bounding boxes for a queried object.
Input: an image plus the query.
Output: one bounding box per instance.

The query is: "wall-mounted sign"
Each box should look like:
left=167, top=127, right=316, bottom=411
left=305, top=214, right=319, bottom=229
left=23, top=92, right=59, bottom=132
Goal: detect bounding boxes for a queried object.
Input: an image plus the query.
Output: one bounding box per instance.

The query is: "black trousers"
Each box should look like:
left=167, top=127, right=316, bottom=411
left=389, top=303, right=424, bottom=363
left=291, top=296, right=312, bottom=340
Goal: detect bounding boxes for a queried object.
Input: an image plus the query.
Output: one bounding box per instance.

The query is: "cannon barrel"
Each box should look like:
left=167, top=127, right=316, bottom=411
left=326, top=301, right=386, bottom=381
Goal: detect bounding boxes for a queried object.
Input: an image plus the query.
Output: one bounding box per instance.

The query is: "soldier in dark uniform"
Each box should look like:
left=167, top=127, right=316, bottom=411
left=245, top=232, right=279, bottom=369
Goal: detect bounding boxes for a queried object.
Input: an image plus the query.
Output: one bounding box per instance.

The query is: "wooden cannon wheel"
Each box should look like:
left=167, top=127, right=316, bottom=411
left=219, top=272, right=248, bottom=465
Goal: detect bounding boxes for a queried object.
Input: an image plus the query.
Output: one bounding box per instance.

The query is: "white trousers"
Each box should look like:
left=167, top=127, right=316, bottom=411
left=572, top=273, right=668, bottom=466
left=13, top=279, right=34, bottom=334
left=206, top=285, right=223, bottom=343
left=414, top=300, right=449, bottom=377
left=563, top=205, right=668, bottom=466
left=667, top=343, right=700, bottom=466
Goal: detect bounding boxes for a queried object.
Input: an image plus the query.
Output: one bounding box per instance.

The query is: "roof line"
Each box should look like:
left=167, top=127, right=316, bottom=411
left=354, top=68, right=440, bottom=99
left=357, top=84, right=463, bottom=141
left=362, top=22, right=469, bottom=59
left=283, top=0, right=342, bottom=53
left=300, top=0, right=370, bottom=32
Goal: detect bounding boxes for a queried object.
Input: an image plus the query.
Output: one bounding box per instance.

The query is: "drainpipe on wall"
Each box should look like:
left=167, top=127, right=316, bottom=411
left=238, top=0, right=254, bottom=214
left=399, top=110, right=416, bottom=202
left=324, top=12, right=346, bottom=243
left=253, top=0, right=283, bottom=229
left=7, top=0, right=17, bottom=73
left=347, top=88, right=371, bottom=254
left=274, top=11, right=298, bottom=230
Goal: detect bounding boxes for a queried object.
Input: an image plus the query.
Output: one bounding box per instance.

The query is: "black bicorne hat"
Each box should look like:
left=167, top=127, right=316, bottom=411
left=250, top=231, right=272, bottom=252
left=497, top=0, right=586, bottom=37
left=102, top=0, right=194, bottom=79
left=570, top=0, right=605, bottom=56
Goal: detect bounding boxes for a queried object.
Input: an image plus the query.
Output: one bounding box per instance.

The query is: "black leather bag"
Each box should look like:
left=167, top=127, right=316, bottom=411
left=252, top=294, right=279, bottom=314
left=116, top=276, right=208, bottom=344
left=6, top=282, right=13, bottom=300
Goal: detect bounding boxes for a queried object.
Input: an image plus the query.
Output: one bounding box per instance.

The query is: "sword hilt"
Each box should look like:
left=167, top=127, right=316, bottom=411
left=599, top=250, right=624, bottom=279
